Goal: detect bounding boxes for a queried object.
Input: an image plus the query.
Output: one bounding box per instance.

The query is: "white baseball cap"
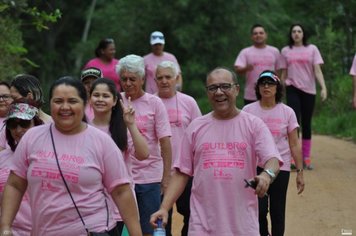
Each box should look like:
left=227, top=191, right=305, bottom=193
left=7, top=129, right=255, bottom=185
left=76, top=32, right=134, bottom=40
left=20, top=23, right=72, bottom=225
left=150, top=31, right=165, bottom=45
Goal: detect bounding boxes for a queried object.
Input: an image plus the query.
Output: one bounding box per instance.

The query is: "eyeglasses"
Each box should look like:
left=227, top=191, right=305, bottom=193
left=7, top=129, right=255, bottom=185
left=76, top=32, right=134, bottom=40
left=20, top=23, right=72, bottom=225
left=151, top=35, right=164, bottom=40
left=258, top=80, right=277, bottom=87
left=206, top=83, right=237, bottom=93
left=0, top=94, right=12, bottom=101
left=6, top=119, right=32, bottom=130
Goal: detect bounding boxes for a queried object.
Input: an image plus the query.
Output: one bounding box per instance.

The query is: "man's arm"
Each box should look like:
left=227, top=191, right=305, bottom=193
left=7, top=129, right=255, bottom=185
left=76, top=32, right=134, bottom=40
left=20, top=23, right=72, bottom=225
left=254, top=157, right=280, bottom=198
left=159, top=136, right=172, bottom=194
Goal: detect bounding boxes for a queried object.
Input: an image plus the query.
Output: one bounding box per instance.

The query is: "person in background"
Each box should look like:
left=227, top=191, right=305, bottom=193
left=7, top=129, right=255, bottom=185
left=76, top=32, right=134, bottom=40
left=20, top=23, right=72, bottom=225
left=0, top=82, right=13, bottom=128
left=0, top=99, right=43, bottom=236
left=117, top=54, right=172, bottom=236
left=150, top=67, right=282, bottom=235
left=280, top=23, right=327, bottom=170
left=349, top=53, right=356, bottom=110
left=80, top=67, right=103, bottom=120
left=234, top=24, right=281, bottom=105
left=89, top=78, right=149, bottom=235
left=243, top=70, right=305, bottom=236
left=85, top=38, right=121, bottom=91
left=0, top=77, right=142, bottom=236
left=0, top=75, right=51, bottom=151
left=154, top=61, right=202, bottom=236
left=144, top=31, right=182, bottom=94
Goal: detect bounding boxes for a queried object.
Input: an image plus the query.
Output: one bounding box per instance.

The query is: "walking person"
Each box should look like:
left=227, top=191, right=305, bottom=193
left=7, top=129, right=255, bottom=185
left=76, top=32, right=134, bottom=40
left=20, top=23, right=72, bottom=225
left=243, top=70, right=305, bottom=236
left=349, top=53, right=356, bottom=110
left=234, top=24, right=281, bottom=105
left=280, top=23, right=327, bottom=170
left=144, top=31, right=182, bottom=94
left=0, top=77, right=142, bottom=236
left=150, top=67, right=282, bottom=235
left=117, top=55, right=172, bottom=236
left=155, top=61, right=202, bottom=236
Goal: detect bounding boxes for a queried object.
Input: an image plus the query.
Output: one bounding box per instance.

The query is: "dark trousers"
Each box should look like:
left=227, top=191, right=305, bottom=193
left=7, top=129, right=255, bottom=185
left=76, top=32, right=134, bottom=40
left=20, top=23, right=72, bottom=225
left=257, top=167, right=290, bottom=236
left=164, top=177, right=192, bottom=236
left=286, top=85, right=315, bottom=139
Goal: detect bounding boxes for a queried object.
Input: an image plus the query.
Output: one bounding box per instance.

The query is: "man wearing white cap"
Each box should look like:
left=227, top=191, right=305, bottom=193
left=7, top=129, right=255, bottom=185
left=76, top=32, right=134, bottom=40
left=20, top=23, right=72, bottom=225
left=144, top=31, right=183, bottom=94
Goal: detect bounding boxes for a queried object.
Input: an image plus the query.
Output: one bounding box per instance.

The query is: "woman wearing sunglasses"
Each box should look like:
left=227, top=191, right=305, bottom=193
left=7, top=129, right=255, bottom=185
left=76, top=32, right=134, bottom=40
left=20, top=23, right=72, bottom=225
left=0, top=99, right=44, bottom=236
left=243, top=70, right=305, bottom=236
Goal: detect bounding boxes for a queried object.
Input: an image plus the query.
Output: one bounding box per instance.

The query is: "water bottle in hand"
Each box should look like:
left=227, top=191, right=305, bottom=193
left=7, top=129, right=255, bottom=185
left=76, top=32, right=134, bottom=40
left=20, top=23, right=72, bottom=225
left=153, top=218, right=166, bottom=236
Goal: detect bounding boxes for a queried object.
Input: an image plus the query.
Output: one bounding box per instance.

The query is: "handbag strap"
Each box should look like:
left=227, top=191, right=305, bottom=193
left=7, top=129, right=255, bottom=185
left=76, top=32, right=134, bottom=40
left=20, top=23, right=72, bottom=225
left=49, top=124, right=109, bottom=233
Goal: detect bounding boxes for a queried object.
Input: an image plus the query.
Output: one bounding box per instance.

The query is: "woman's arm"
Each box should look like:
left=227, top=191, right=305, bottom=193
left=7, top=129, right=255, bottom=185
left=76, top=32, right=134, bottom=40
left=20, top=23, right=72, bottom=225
left=111, top=184, right=142, bottom=236
left=314, top=64, right=327, bottom=101
left=288, top=128, right=305, bottom=194
left=159, top=136, right=172, bottom=195
left=0, top=172, right=27, bottom=234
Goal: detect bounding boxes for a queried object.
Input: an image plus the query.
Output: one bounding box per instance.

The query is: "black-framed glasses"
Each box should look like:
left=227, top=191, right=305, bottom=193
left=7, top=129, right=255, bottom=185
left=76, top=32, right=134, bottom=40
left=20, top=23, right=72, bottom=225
left=206, top=83, right=237, bottom=93
left=6, top=119, right=32, bottom=130
left=0, top=94, right=12, bottom=101
left=258, top=80, right=277, bottom=87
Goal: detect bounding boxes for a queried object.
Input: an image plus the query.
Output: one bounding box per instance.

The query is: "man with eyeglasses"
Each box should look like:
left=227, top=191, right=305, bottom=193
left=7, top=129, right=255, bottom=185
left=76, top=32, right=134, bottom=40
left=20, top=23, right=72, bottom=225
left=234, top=24, right=282, bottom=105
left=151, top=67, right=282, bottom=235
left=144, top=31, right=183, bottom=94
left=154, top=61, right=201, bottom=236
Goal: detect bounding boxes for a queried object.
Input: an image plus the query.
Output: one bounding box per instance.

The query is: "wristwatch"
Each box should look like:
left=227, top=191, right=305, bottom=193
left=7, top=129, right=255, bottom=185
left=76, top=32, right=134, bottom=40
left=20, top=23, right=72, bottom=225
left=263, top=169, right=276, bottom=183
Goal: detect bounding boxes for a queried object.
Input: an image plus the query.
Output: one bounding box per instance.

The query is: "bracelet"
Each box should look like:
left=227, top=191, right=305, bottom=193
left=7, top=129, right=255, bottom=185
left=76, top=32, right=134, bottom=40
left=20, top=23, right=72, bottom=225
left=296, top=169, right=303, bottom=173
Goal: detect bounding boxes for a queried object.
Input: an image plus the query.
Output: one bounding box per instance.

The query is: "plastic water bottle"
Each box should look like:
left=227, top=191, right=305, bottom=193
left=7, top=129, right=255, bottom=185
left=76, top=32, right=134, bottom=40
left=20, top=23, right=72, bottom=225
left=153, top=218, right=166, bottom=236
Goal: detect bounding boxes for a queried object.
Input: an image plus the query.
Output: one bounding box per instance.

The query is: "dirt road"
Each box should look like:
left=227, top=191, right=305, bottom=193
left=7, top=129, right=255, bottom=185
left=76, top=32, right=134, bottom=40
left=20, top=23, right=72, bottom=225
left=172, top=135, right=356, bottom=236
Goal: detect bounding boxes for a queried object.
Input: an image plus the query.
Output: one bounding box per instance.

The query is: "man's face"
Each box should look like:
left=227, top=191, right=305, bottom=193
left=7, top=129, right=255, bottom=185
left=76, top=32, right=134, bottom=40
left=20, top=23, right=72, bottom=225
left=155, top=67, right=177, bottom=98
left=251, top=26, right=267, bottom=46
left=151, top=43, right=164, bottom=56
left=120, top=71, right=145, bottom=100
left=206, top=69, right=239, bottom=119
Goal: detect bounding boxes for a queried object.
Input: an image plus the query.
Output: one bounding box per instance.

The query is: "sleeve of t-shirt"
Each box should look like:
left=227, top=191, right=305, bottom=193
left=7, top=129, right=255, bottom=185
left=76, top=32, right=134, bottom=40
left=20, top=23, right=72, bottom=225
left=349, top=55, right=356, bottom=76
left=10, top=132, right=31, bottom=179
left=312, top=45, right=324, bottom=65
left=234, top=49, right=247, bottom=67
left=189, top=99, right=202, bottom=120
left=173, top=129, right=194, bottom=176
left=286, top=106, right=299, bottom=133
left=273, top=48, right=283, bottom=70
left=154, top=98, right=172, bottom=139
left=253, top=117, right=283, bottom=166
left=0, top=128, right=7, bottom=149
left=279, top=47, right=288, bottom=69
left=100, top=136, right=131, bottom=193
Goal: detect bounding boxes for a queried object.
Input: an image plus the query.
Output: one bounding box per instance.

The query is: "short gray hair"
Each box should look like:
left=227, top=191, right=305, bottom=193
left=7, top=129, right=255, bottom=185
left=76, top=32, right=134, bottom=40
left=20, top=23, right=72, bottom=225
left=156, top=61, right=178, bottom=78
left=116, top=54, right=145, bottom=79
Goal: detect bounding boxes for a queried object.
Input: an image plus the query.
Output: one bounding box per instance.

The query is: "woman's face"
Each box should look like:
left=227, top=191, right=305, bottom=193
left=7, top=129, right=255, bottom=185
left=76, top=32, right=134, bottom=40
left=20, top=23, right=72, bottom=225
left=50, top=84, right=85, bottom=134
left=10, top=86, right=24, bottom=100
left=8, top=118, right=34, bottom=143
left=0, top=85, right=13, bottom=116
left=90, top=83, right=117, bottom=115
left=101, top=43, right=116, bottom=61
left=258, top=79, right=277, bottom=100
left=291, top=25, right=304, bottom=45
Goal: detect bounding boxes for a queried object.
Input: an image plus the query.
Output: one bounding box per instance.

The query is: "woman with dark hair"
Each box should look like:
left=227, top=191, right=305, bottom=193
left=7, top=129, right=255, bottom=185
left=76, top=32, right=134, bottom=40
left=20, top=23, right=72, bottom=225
left=0, top=98, right=43, bottom=236
left=89, top=78, right=149, bottom=234
left=10, top=74, right=52, bottom=123
left=243, top=70, right=305, bottom=236
left=0, top=76, right=142, bottom=236
left=280, top=23, right=327, bottom=170
left=84, top=38, right=121, bottom=92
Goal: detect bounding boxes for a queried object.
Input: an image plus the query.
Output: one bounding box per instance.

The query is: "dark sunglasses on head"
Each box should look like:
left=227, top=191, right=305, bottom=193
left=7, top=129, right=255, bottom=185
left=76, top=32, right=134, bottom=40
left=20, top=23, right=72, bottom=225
left=258, top=80, right=277, bottom=86
left=6, top=119, right=32, bottom=130
left=151, top=35, right=164, bottom=40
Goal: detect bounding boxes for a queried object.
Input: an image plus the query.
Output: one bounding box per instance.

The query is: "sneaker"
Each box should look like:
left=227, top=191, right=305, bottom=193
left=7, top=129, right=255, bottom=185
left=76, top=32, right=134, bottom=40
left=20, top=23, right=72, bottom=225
left=303, top=162, right=314, bottom=170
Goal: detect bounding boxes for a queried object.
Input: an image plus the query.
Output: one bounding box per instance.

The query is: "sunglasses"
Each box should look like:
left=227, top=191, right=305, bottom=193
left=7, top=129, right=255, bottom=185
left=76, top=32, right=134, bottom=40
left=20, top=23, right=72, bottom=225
left=151, top=35, right=164, bottom=40
left=6, top=119, right=32, bottom=130
left=258, top=80, right=277, bottom=87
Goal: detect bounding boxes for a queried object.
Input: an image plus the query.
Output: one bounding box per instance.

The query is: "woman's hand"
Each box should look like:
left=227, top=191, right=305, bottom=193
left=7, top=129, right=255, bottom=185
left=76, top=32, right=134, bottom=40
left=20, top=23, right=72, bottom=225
left=120, top=97, right=135, bottom=126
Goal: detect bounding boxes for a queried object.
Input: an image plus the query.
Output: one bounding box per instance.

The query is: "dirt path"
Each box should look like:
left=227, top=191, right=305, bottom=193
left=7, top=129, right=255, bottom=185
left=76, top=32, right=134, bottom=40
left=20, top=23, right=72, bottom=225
left=172, top=135, right=356, bottom=236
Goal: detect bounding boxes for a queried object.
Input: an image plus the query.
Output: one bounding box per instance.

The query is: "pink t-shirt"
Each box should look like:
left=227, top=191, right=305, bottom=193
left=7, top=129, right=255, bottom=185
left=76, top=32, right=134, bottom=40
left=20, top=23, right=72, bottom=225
left=85, top=104, right=94, bottom=121
left=85, top=58, right=121, bottom=91
left=243, top=102, right=299, bottom=171
left=0, top=149, right=32, bottom=236
left=174, top=111, right=282, bottom=236
left=280, top=44, right=324, bottom=94
left=143, top=52, right=181, bottom=94
left=11, top=124, right=131, bottom=235
left=234, top=45, right=281, bottom=100
left=349, top=54, right=356, bottom=76
left=121, top=92, right=172, bottom=184
left=155, top=92, right=201, bottom=166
